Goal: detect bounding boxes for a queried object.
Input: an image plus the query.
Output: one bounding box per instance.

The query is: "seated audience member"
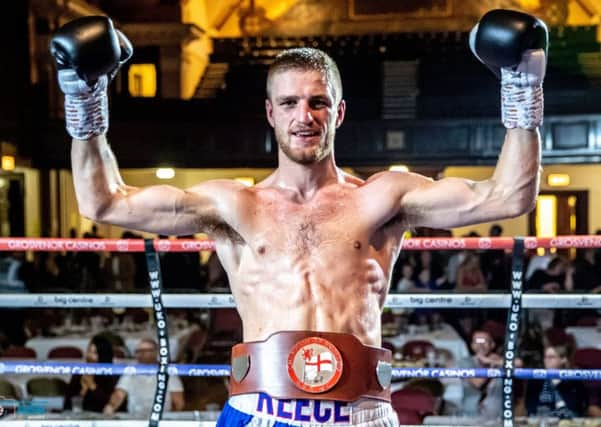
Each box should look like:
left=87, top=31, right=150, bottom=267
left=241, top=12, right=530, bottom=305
left=526, top=257, right=567, bottom=328
left=64, top=335, right=121, bottom=412
left=395, top=261, right=416, bottom=292
left=525, top=257, right=566, bottom=293
left=413, top=251, right=447, bottom=290
left=103, top=338, right=184, bottom=416
left=458, top=330, right=503, bottom=418
left=456, top=252, right=486, bottom=291
left=480, top=224, right=509, bottom=291
left=525, top=248, right=552, bottom=281
left=526, top=344, right=588, bottom=418
left=567, top=248, right=601, bottom=292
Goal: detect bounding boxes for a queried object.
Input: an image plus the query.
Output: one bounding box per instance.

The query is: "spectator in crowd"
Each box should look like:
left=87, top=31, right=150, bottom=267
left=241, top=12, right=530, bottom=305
left=526, top=256, right=567, bottom=328
left=161, top=235, right=205, bottom=291
left=103, top=338, right=184, bottom=416
left=525, top=344, right=588, bottom=418
left=525, top=248, right=553, bottom=281
left=394, top=260, right=416, bottom=292
left=455, top=252, right=487, bottom=291
left=77, top=232, right=103, bottom=290
left=480, top=224, right=510, bottom=291
left=174, top=320, right=229, bottom=410
left=0, top=252, right=26, bottom=290
left=566, top=248, right=601, bottom=292
left=64, top=335, right=121, bottom=412
left=413, top=251, right=447, bottom=291
left=458, top=329, right=504, bottom=418
left=104, top=231, right=136, bottom=291
left=526, top=257, right=566, bottom=293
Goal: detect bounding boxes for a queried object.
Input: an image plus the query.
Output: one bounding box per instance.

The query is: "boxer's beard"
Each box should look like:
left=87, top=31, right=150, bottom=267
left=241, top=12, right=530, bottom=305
left=276, top=126, right=334, bottom=164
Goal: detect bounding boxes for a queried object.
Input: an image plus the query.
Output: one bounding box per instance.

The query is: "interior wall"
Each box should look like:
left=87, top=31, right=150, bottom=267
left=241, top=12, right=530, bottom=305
left=446, top=163, right=601, bottom=237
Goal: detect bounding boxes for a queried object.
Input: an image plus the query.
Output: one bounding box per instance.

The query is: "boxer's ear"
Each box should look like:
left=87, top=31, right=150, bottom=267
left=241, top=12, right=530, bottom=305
left=265, top=98, right=275, bottom=128
left=335, top=99, right=346, bottom=128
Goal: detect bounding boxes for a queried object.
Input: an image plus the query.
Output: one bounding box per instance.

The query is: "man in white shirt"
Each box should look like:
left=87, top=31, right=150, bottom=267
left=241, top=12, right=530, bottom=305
left=103, top=338, right=185, bottom=415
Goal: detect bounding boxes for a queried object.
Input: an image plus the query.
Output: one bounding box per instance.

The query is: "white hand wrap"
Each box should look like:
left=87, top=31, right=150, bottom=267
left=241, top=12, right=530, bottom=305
left=500, top=49, right=546, bottom=130
left=58, top=69, right=109, bottom=140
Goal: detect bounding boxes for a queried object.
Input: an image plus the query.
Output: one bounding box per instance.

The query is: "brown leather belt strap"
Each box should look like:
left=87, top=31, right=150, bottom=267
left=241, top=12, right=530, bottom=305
left=229, top=330, right=392, bottom=402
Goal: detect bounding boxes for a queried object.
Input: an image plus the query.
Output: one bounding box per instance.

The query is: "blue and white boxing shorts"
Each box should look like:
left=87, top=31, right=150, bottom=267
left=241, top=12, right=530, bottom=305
left=216, top=392, right=399, bottom=426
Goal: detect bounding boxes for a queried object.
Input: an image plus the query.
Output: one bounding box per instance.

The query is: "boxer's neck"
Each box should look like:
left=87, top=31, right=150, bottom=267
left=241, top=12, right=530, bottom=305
left=274, top=153, right=342, bottom=199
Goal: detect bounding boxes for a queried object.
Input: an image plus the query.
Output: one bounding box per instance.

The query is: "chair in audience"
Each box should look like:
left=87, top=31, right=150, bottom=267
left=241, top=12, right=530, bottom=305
left=181, top=376, right=229, bottom=411
left=394, top=407, right=422, bottom=425
left=401, top=340, right=435, bottom=361
left=0, top=378, right=20, bottom=399
left=404, top=378, right=445, bottom=414
left=26, top=377, right=68, bottom=397
left=404, top=378, right=445, bottom=398
left=572, top=347, right=601, bottom=416
left=47, top=346, right=84, bottom=359
left=572, top=347, right=601, bottom=369
left=544, top=327, right=576, bottom=353
left=1, top=345, right=37, bottom=359
left=381, top=340, right=396, bottom=353
left=176, top=326, right=209, bottom=364
left=205, top=308, right=243, bottom=358
left=391, top=388, right=436, bottom=422
left=576, top=315, right=599, bottom=326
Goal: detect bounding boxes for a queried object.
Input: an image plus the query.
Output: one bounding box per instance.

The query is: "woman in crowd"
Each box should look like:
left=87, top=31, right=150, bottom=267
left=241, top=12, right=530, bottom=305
left=64, top=334, right=122, bottom=412
left=456, top=252, right=487, bottom=291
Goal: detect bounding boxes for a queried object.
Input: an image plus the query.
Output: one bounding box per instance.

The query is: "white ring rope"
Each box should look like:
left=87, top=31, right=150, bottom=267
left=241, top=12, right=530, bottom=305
left=0, top=293, right=599, bottom=309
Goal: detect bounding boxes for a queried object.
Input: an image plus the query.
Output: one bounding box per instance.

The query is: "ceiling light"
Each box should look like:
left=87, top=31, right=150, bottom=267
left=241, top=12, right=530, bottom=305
left=156, top=168, right=175, bottom=180
left=547, top=173, right=570, bottom=187
left=389, top=165, right=409, bottom=173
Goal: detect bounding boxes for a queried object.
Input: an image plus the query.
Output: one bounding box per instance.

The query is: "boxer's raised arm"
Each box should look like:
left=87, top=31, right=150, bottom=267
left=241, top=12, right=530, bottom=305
left=71, top=136, right=242, bottom=235
left=363, top=128, right=540, bottom=230
left=400, top=128, right=540, bottom=229
left=52, top=17, right=243, bottom=235
left=366, top=10, right=546, bottom=231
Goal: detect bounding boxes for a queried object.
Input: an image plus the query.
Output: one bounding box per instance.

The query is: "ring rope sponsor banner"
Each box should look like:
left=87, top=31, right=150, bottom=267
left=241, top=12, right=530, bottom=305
left=144, top=239, right=170, bottom=427
left=1, top=293, right=600, bottom=309
left=3, top=235, right=601, bottom=253
left=0, top=361, right=231, bottom=376
left=0, top=238, right=215, bottom=252
left=2, top=361, right=600, bottom=380
left=0, top=293, right=238, bottom=308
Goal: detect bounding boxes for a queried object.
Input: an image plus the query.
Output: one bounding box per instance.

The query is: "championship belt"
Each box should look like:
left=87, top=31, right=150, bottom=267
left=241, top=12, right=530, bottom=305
left=229, top=330, right=392, bottom=402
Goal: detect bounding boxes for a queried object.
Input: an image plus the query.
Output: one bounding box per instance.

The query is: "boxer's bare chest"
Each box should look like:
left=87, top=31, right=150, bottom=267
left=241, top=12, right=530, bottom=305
left=245, top=188, right=364, bottom=259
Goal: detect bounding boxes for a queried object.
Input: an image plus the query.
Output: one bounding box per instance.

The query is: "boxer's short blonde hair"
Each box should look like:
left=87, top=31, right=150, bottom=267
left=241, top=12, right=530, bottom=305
left=266, top=48, right=343, bottom=103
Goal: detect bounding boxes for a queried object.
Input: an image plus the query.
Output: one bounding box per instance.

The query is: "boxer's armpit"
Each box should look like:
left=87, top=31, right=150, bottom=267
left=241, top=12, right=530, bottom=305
left=174, top=189, right=243, bottom=242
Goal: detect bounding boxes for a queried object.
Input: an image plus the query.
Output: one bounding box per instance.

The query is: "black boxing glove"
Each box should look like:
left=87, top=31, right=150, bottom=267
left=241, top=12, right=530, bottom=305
left=50, top=16, right=133, bottom=140
left=470, top=9, right=548, bottom=130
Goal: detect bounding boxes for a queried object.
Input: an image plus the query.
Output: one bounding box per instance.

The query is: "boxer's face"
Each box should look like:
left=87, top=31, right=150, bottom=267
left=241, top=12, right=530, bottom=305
left=266, top=69, right=345, bottom=164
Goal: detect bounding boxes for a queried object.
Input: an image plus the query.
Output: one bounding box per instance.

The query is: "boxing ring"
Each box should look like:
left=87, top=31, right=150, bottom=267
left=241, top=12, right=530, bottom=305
left=1, top=236, right=601, bottom=427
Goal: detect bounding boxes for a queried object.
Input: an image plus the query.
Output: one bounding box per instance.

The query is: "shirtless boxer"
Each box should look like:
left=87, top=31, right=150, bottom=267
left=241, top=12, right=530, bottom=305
left=51, top=9, right=547, bottom=426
